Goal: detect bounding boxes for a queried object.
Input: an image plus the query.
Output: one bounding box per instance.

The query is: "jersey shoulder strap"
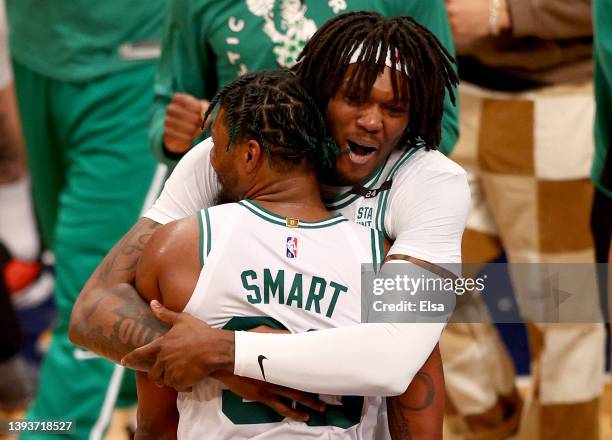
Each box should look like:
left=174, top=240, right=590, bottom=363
left=196, top=208, right=212, bottom=268
left=370, top=228, right=385, bottom=273
left=196, top=203, right=246, bottom=267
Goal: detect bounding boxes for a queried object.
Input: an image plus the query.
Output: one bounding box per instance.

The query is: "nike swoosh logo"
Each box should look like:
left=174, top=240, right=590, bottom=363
left=258, top=355, right=268, bottom=381
left=73, top=348, right=100, bottom=360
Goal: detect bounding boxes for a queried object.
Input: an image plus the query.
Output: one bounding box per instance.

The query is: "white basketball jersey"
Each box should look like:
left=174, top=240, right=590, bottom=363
left=177, top=200, right=385, bottom=440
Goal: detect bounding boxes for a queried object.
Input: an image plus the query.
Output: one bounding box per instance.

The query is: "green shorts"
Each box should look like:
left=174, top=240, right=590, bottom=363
left=12, top=60, right=161, bottom=439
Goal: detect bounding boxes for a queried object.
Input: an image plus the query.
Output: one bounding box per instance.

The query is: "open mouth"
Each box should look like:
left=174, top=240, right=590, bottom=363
left=347, top=140, right=377, bottom=164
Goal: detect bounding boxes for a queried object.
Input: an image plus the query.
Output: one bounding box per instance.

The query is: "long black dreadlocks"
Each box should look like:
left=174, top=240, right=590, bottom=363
left=294, top=11, right=458, bottom=151
left=202, top=69, right=338, bottom=170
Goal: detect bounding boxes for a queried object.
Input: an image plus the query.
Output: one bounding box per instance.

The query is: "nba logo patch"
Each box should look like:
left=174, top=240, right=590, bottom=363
left=286, top=237, right=298, bottom=258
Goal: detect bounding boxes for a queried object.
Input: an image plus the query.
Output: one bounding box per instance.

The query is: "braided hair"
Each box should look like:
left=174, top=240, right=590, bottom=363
left=294, top=11, right=458, bottom=151
left=202, top=69, right=338, bottom=170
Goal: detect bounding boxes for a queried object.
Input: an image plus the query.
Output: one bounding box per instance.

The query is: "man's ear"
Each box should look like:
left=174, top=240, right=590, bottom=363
left=244, top=139, right=264, bottom=174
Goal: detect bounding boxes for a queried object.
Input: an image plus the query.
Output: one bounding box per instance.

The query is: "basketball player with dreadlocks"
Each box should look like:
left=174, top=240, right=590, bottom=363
left=70, top=12, right=469, bottom=438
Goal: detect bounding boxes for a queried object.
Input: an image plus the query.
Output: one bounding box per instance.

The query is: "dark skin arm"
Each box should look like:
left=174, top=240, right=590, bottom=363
left=69, top=218, right=164, bottom=362
left=131, top=218, right=200, bottom=439
left=0, top=83, right=27, bottom=183
left=387, top=344, right=445, bottom=440
left=385, top=254, right=450, bottom=440
left=135, top=371, right=178, bottom=440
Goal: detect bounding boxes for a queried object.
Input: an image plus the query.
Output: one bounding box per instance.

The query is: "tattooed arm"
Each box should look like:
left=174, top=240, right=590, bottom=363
left=387, top=344, right=445, bottom=440
left=69, top=282, right=169, bottom=362
left=69, top=214, right=198, bottom=362
left=383, top=255, right=452, bottom=439
left=131, top=219, right=199, bottom=440
left=69, top=218, right=166, bottom=362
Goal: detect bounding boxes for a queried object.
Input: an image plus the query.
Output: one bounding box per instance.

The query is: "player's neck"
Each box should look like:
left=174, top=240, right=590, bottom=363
left=244, top=173, right=330, bottom=221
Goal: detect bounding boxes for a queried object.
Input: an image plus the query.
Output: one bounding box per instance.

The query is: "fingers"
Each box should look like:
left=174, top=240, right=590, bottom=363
left=150, top=300, right=180, bottom=325
left=165, top=368, right=192, bottom=392
left=147, top=355, right=166, bottom=386
left=121, top=341, right=161, bottom=371
left=265, top=398, right=310, bottom=422
left=275, top=387, right=326, bottom=412
left=164, top=110, right=200, bottom=137
left=163, top=93, right=204, bottom=153
left=165, top=104, right=202, bottom=131
left=166, top=94, right=203, bottom=125
left=172, top=93, right=204, bottom=112
left=164, top=116, right=200, bottom=138
left=163, top=128, right=195, bottom=154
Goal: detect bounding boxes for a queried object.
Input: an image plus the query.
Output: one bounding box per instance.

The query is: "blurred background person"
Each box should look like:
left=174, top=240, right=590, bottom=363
left=148, top=0, right=459, bottom=169
left=442, top=0, right=605, bottom=439
left=591, top=0, right=612, bottom=335
left=5, top=0, right=167, bottom=437
left=0, top=0, right=37, bottom=414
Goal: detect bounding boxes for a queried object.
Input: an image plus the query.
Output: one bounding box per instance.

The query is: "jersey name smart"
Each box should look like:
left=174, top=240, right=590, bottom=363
left=241, top=268, right=349, bottom=318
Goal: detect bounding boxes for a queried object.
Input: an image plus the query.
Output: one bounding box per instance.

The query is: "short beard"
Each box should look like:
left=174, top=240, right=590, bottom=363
left=213, top=175, right=239, bottom=205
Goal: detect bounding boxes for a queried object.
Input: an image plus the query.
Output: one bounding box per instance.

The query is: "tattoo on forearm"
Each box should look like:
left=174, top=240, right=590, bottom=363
left=403, top=372, right=435, bottom=411
left=387, top=396, right=413, bottom=440
left=387, top=347, right=444, bottom=439
left=110, top=285, right=168, bottom=349
left=98, top=219, right=160, bottom=283
left=386, top=373, right=434, bottom=439
left=74, top=284, right=169, bottom=359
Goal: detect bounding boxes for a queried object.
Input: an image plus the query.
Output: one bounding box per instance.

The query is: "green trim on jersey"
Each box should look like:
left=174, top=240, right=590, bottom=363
left=370, top=229, right=385, bottom=272
left=204, top=209, right=212, bottom=256
left=377, top=189, right=392, bottom=240
left=323, top=157, right=389, bottom=208
left=238, top=200, right=349, bottom=228
left=387, top=146, right=423, bottom=178
left=197, top=211, right=205, bottom=268
left=222, top=316, right=287, bottom=331
left=197, top=209, right=212, bottom=267
left=371, top=147, right=423, bottom=235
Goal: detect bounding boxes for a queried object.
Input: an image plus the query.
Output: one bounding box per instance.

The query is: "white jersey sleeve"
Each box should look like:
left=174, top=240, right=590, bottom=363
left=385, top=150, right=470, bottom=266
left=234, top=322, right=442, bottom=396
left=144, top=138, right=221, bottom=224
left=0, top=0, right=11, bottom=89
